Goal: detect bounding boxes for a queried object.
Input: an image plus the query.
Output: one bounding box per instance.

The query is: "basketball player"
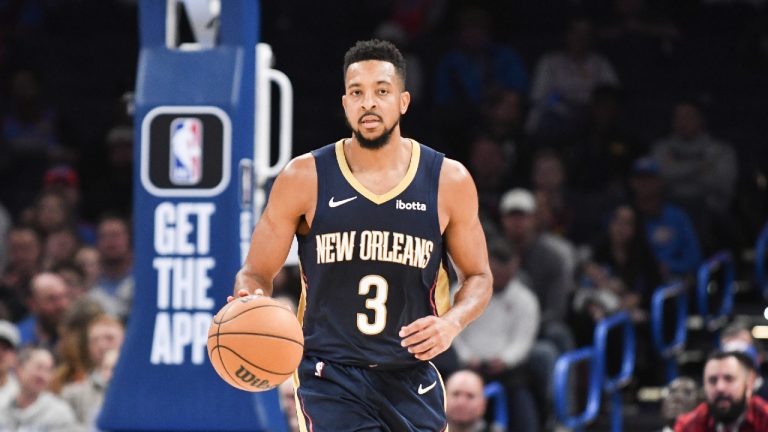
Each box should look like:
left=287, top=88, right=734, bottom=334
left=231, top=39, right=492, bottom=431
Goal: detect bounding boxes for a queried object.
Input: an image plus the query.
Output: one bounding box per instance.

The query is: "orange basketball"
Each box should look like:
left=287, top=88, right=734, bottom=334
left=207, top=295, right=304, bottom=392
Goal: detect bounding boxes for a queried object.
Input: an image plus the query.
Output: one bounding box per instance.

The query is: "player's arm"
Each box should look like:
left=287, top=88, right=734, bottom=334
left=400, top=159, right=493, bottom=360
left=232, top=154, right=316, bottom=299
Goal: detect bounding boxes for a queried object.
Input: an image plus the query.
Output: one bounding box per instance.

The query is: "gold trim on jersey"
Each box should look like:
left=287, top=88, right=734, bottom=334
left=292, top=371, right=310, bottom=432
left=335, top=139, right=421, bottom=205
left=297, top=263, right=307, bottom=326
left=435, top=262, right=451, bottom=316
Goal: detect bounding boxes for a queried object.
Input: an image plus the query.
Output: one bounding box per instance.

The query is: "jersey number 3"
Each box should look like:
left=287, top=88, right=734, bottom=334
left=357, top=275, right=388, bottom=335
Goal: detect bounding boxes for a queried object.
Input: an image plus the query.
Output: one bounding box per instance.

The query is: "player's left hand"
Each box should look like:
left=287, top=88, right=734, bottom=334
left=399, top=316, right=461, bottom=361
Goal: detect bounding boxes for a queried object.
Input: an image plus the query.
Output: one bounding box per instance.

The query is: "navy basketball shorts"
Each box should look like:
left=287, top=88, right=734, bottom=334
left=293, top=355, right=447, bottom=432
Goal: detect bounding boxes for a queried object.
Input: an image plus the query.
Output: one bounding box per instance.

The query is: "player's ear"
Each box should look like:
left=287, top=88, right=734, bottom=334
left=399, top=91, right=410, bottom=115
left=342, top=94, right=348, bottom=112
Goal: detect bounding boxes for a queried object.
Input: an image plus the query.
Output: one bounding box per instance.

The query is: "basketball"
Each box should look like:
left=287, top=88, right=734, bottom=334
left=207, top=295, right=304, bottom=392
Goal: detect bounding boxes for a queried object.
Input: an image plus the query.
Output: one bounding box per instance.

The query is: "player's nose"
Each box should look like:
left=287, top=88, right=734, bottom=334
left=361, top=91, right=377, bottom=110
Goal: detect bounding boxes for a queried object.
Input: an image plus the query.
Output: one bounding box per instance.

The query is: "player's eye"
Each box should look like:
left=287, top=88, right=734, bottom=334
left=378, top=89, right=388, bottom=95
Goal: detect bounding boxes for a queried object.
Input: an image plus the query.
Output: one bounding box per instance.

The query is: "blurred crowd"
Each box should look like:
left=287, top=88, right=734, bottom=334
left=1, top=0, right=768, bottom=430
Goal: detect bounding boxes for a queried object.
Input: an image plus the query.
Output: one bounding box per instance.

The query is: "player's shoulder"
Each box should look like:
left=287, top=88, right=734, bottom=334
left=280, top=152, right=316, bottom=179
left=438, top=157, right=473, bottom=187
left=272, top=152, right=317, bottom=198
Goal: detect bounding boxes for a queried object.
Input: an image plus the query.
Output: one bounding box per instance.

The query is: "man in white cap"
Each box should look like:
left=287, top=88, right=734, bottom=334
left=498, top=188, right=575, bottom=355
left=0, top=319, right=20, bottom=407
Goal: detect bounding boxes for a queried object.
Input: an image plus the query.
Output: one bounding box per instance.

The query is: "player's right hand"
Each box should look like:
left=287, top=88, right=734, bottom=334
left=227, top=288, right=264, bottom=303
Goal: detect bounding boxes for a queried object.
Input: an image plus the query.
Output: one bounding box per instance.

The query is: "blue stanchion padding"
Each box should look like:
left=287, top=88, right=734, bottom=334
left=651, top=282, right=688, bottom=382
left=696, top=250, right=735, bottom=329
left=756, top=222, right=768, bottom=300
left=484, top=381, right=508, bottom=430
left=594, top=311, right=635, bottom=393
left=554, top=347, right=602, bottom=430
left=594, top=311, right=635, bottom=432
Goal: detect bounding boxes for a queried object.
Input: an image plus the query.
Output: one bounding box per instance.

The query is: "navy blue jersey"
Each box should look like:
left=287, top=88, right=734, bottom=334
left=296, top=140, right=450, bottom=368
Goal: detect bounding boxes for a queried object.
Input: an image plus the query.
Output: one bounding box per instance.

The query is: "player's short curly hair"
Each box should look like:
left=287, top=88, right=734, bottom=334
left=343, top=39, right=406, bottom=88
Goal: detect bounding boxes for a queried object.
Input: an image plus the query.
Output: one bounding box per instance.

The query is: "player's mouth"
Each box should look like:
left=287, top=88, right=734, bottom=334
left=359, top=114, right=383, bottom=125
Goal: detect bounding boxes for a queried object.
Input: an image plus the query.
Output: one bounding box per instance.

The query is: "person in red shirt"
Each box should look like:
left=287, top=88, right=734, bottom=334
left=676, top=350, right=768, bottom=432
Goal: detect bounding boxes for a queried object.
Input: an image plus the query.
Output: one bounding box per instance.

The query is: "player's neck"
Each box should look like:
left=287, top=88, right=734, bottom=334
left=345, top=134, right=411, bottom=172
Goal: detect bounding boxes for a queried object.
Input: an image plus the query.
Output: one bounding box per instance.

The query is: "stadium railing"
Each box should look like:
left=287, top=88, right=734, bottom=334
left=554, top=311, right=635, bottom=432
left=650, top=281, right=688, bottom=382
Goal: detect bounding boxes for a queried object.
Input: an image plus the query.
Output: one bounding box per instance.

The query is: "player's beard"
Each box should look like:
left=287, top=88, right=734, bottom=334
left=708, top=392, right=748, bottom=425
left=349, top=115, right=400, bottom=150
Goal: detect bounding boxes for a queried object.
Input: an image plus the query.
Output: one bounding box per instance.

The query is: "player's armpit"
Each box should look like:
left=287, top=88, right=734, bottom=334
left=233, top=154, right=317, bottom=297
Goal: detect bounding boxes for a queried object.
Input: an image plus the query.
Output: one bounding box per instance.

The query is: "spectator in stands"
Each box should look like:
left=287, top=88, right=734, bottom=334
left=482, top=89, right=532, bottom=187
left=435, top=7, right=528, bottom=108
left=0, top=225, right=42, bottom=320
left=42, top=164, right=96, bottom=245
left=84, top=314, right=124, bottom=377
left=468, top=136, right=513, bottom=225
left=530, top=148, right=602, bottom=244
left=721, top=322, right=768, bottom=401
left=61, top=315, right=124, bottom=428
left=661, top=377, right=700, bottom=432
left=651, top=101, right=739, bottom=254
left=499, top=188, right=576, bottom=354
left=453, top=239, right=554, bottom=431
left=675, top=351, right=768, bottom=431
left=531, top=149, right=570, bottom=237
left=434, top=7, right=529, bottom=156
left=278, top=379, right=300, bottom=432
left=42, top=227, right=80, bottom=270
left=0, top=69, right=63, bottom=216
left=446, top=369, right=505, bottom=432
left=597, top=0, right=680, bottom=95
left=86, top=125, right=134, bottom=220
left=572, top=203, right=664, bottom=385
left=51, top=298, right=105, bottom=393
left=52, top=260, right=88, bottom=302
left=34, top=189, right=74, bottom=239
left=16, top=272, right=71, bottom=349
left=527, top=15, right=620, bottom=138
left=0, top=346, right=77, bottom=431
left=74, top=246, right=101, bottom=292
left=88, top=214, right=133, bottom=320
left=0, top=320, right=20, bottom=407
left=630, top=156, right=702, bottom=280
left=569, top=85, right=642, bottom=197
left=574, top=204, right=662, bottom=325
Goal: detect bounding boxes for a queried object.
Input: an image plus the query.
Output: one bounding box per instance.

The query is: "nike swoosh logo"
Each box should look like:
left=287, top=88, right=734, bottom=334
left=418, top=381, right=437, bottom=395
left=328, top=196, right=357, bottom=208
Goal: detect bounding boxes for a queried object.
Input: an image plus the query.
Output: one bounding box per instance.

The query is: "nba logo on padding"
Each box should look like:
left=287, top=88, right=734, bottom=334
left=170, top=118, right=203, bottom=185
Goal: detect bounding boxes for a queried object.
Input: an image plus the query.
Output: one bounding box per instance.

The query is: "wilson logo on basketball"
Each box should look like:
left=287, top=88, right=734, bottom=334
left=235, top=365, right=272, bottom=390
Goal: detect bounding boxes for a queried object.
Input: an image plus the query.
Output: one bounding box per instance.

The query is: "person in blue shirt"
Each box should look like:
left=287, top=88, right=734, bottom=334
left=630, top=156, right=702, bottom=279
